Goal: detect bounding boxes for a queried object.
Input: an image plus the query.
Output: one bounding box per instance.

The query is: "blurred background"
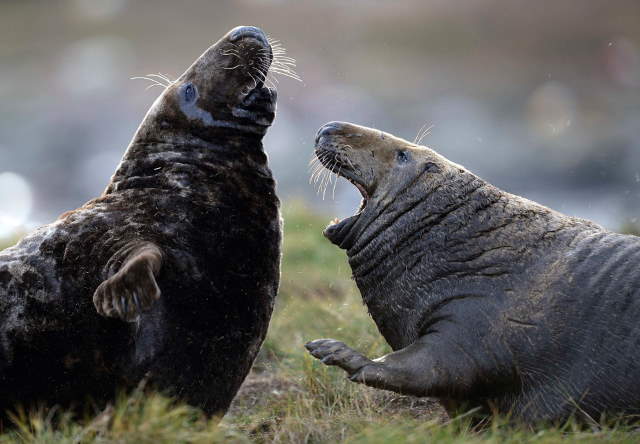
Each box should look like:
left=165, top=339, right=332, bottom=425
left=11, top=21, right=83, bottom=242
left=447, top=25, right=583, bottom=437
left=0, top=2, right=640, bottom=437
left=1, top=0, right=640, bottom=240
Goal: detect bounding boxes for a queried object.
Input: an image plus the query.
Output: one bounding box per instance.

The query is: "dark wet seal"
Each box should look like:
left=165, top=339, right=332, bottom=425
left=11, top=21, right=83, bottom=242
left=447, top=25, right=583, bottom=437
left=0, top=25, right=286, bottom=419
left=305, top=121, right=640, bottom=425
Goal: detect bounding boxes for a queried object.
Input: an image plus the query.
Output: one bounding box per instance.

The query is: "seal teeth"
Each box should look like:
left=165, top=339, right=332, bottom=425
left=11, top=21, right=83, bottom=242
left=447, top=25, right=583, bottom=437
left=331, top=218, right=340, bottom=225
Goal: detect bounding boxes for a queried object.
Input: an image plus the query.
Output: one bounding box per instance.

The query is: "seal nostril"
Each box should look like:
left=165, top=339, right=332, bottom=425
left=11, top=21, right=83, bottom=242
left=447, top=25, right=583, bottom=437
left=315, top=122, right=343, bottom=145
left=229, top=26, right=268, bottom=44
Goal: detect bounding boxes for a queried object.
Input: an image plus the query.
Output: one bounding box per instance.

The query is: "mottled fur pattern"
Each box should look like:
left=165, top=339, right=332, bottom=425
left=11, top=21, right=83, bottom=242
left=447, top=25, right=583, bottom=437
left=306, top=121, right=640, bottom=424
left=0, top=26, right=281, bottom=417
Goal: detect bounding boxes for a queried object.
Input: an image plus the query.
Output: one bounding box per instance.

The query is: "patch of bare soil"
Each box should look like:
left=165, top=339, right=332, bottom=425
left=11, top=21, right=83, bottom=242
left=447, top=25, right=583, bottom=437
left=228, top=370, right=446, bottom=421
left=228, top=371, right=302, bottom=416
left=371, top=390, right=446, bottom=420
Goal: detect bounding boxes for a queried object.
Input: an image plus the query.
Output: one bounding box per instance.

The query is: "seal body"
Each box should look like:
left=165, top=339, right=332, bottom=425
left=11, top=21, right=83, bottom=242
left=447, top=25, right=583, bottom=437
left=306, top=121, right=640, bottom=424
left=0, top=26, right=281, bottom=417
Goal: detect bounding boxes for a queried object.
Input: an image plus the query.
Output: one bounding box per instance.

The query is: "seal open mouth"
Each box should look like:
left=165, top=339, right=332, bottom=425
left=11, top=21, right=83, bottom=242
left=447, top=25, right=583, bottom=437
left=313, top=125, right=371, bottom=238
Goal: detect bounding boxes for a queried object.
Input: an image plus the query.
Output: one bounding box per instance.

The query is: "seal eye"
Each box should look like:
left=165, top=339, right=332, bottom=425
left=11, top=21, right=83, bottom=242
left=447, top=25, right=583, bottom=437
left=183, top=83, right=197, bottom=103
left=397, top=150, right=410, bottom=164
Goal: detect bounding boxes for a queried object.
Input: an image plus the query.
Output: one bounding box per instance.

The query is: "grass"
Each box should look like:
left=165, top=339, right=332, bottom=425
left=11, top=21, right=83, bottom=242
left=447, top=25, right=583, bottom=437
left=1, top=205, right=640, bottom=442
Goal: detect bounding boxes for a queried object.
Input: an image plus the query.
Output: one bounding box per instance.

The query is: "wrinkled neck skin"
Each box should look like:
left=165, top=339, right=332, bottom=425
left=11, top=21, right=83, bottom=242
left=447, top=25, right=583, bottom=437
left=329, top=167, right=576, bottom=350
left=105, top=86, right=275, bottom=198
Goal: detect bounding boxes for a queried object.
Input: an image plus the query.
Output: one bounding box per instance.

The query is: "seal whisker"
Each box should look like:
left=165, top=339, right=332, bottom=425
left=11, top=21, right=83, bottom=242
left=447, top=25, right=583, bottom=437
left=314, top=170, right=323, bottom=192
left=312, top=155, right=329, bottom=185
left=310, top=166, right=324, bottom=185
left=256, top=59, right=272, bottom=73
left=247, top=71, right=258, bottom=89
left=320, top=168, right=330, bottom=197
left=145, top=83, right=166, bottom=91
left=252, top=66, right=275, bottom=89
left=315, top=155, right=331, bottom=190
left=270, top=64, right=300, bottom=75
left=130, top=76, right=164, bottom=85
left=414, top=123, right=434, bottom=145
left=270, top=64, right=298, bottom=75
left=271, top=59, right=297, bottom=69
left=310, top=170, right=324, bottom=186
left=145, top=75, right=170, bottom=87
left=147, top=73, right=174, bottom=86
left=316, top=160, right=324, bottom=177
left=324, top=158, right=337, bottom=200
left=311, top=161, right=326, bottom=180
left=272, top=57, right=297, bottom=67
left=268, top=68, right=302, bottom=82
left=310, top=160, right=323, bottom=183
left=261, top=36, right=302, bottom=84
left=131, top=76, right=169, bottom=91
left=310, top=170, right=319, bottom=186
left=264, top=77, right=277, bottom=90
left=322, top=156, right=338, bottom=200
left=271, top=54, right=296, bottom=61
left=332, top=165, right=341, bottom=200
left=265, top=68, right=280, bottom=85
left=254, top=63, right=270, bottom=78
left=308, top=155, right=321, bottom=168
left=308, top=160, right=320, bottom=173
left=311, top=155, right=323, bottom=174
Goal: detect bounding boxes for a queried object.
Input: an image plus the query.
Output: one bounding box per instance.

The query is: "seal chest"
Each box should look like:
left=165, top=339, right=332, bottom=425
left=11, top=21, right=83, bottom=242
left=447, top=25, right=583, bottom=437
left=306, top=121, right=640, bottom=424
left=0, top=25, right=282, bottom=418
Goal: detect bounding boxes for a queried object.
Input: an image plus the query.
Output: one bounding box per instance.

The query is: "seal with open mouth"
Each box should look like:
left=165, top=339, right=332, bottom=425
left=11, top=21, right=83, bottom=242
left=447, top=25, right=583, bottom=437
left=0, top=26, right=284, bottom=417
left=306, top=121, right=640, bottom=424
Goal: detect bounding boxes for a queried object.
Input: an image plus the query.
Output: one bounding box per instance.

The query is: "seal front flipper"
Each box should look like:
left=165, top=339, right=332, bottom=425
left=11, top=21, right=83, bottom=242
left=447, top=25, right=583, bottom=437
left=305, top=339, right=374, bottom=373
left=93, top=241, right=164, bottom=322
left=305, top=339, right=405, bottom=391
left=306, top=336, right=489, bottom=399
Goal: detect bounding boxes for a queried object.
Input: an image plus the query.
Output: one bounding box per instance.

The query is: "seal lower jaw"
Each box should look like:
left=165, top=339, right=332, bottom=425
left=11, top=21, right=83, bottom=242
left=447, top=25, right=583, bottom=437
left=323, top=170, right=370, bottom=245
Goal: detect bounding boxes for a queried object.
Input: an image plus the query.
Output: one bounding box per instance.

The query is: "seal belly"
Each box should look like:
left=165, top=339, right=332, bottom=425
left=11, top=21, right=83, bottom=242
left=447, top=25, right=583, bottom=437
left=0, top=221, right=131, bottom=414
left=126, top=189, right=280, bottom=414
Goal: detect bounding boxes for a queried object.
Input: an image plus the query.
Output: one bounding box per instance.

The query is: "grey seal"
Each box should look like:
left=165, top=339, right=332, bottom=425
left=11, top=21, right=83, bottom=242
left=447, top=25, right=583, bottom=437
left=306, top=121, right=640, bottom=424
left=0, top=25, right=281, bottom=418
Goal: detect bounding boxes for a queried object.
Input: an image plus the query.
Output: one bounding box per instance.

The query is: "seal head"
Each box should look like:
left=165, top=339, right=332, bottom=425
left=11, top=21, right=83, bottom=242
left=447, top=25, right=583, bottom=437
left=136, top=25, right=277, bottom=145
left=315, top=121, right=457, bottom=250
